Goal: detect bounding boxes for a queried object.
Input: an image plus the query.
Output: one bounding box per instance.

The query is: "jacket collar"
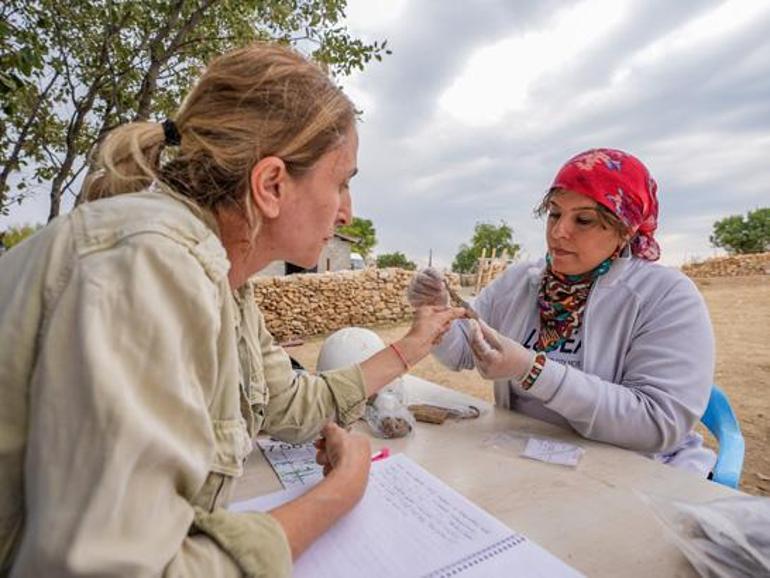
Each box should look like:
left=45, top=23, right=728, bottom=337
left=150, top=180, right=222, bottom=238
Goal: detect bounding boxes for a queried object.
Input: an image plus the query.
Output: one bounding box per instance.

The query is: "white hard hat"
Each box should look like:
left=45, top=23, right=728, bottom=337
left=317, top=327, right=386, bottom=372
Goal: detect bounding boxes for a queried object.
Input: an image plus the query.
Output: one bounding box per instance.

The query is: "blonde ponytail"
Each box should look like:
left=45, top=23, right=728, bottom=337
left=85, top=122, right=167, bottom=201
left=84, top=42, right=356, bottom=211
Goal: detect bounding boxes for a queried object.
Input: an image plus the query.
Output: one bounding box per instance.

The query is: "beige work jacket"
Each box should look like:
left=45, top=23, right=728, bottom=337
left=0, top=185, right=367, bottom=577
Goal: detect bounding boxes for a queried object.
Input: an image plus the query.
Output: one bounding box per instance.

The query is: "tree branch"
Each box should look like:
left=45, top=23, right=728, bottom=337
left=0, top=71, right=60, bottom=199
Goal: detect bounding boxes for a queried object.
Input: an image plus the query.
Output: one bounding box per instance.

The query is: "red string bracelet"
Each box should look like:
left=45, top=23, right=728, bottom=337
left=389, top=342, right=410, bottom=372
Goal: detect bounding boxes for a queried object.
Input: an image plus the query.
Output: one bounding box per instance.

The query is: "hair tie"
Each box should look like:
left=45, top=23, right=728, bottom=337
left=162, top=119, right=181, bottom=146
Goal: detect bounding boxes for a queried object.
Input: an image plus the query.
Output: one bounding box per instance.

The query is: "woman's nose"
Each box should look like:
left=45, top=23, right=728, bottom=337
left=336, top=191, right=352, bottom=226
left=550, top=217, right=571, bottom=239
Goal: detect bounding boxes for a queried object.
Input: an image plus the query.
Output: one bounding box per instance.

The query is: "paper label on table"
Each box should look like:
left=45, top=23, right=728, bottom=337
left=256, top=437, right=323, bottom=489
left=230, top=454, right=584, bottom=578
left=521, top=437, right=584, bottom=467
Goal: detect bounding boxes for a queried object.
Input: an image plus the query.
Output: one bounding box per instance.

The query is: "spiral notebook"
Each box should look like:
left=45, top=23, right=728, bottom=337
left=230, top=454, right=584, bottom=577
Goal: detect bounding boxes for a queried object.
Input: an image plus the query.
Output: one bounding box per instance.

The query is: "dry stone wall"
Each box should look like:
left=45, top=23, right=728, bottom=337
left=682, top=252, right=770, bottom=278
left=252, top=268, right=460, bottom=340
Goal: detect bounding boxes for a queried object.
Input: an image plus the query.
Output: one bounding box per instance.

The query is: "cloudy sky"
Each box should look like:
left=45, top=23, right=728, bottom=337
left=339, top=0, right=770, bottom=268
left=3, top=0, right=769, bottom=269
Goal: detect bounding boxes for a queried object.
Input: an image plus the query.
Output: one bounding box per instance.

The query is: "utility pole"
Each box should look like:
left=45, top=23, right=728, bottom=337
left=428, top=248, right=433, bottom=267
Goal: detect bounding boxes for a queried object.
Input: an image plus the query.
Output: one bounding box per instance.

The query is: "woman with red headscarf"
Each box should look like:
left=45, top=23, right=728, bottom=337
left=409, top=148, right=716, bottom=476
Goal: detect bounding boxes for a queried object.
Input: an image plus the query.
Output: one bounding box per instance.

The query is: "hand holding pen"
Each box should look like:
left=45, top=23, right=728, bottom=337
left=370, top=447, right=390, bottom=462
left=314, top=422, right=371, bottom=477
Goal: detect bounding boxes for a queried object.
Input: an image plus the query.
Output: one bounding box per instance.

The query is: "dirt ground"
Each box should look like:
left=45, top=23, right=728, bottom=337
left=288, top=275, right=770, bottom=496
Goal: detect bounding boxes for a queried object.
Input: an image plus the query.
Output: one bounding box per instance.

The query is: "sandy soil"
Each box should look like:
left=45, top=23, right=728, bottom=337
left=287, top=275, right=770, bottom=496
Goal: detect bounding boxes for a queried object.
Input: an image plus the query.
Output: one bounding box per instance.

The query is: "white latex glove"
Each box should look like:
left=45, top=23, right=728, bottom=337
left=406, top=267, right=449, bottom=307
left=468, top=318, right=535, bottom=381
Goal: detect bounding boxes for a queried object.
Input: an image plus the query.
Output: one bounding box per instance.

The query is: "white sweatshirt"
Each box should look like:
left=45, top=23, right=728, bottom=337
left=434, top=253, right=717, bottom=476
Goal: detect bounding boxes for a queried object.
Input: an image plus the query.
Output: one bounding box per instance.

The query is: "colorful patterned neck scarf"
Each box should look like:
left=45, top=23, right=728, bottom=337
left=535, top=251, right=618, bottom=352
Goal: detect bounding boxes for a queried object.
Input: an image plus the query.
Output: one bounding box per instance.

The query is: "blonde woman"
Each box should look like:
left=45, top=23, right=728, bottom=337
left=0, top=44, right=464, bottom=576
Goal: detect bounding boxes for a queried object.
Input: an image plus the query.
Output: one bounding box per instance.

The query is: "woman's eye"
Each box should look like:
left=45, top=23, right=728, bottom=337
left=547, top=212, right=560, bottom=220
left=576, top=216, right=596, bottom=226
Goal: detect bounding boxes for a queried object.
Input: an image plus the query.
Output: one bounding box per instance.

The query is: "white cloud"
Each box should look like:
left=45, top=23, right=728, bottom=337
left=344, top=0, right=410, bottom=34
left=5, top=0, right=770, bottom=271
left=438, top=0, right=630, bottom=126
left=634, top=0, right=770, bottom=66
left=411, top=157, right=495, bottom=195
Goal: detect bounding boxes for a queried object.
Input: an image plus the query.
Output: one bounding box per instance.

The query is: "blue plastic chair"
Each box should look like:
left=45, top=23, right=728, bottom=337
left=700, top=385, right=745, bottom=489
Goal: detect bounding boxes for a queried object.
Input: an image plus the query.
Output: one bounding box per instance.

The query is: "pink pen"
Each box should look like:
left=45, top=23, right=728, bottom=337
left=370, top=447, right=390, bottom=462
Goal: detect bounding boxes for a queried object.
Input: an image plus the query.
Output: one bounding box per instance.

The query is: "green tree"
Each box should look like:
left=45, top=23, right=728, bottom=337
left=710, top=208, right=770, bottom=254
left=376, top=251, right=416, bottom=270
left=451, top=246, right=477, bottom=275
left=0, top=0, right=391, bottom=219
left=338, top=217, right=377, bottom=258
left=0, top=6, right=47, bottom=116
left=451, top=221, right=520, bottom=273
left=0, top=222, right=43, bottom=250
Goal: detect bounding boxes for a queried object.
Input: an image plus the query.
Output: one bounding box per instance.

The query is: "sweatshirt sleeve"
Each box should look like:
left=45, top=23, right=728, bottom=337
left=12, top=235, right=291, bottom=578
left=519, top=275, right=715, bottom=453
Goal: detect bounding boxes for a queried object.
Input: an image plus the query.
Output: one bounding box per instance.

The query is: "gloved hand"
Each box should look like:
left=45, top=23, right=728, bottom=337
left=468, top=319, right=534, bottom=381
left=407, top=267, right=449, bottom=307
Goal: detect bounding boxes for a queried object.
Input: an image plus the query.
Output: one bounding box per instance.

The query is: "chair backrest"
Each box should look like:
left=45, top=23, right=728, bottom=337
left=701, top=385, right=745, bottom=489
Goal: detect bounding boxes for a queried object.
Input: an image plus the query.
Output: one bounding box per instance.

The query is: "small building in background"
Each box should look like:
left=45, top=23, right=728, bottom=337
left=350, top=252, right=365, bottom=270
left=256, top=231, right=361, bottom=277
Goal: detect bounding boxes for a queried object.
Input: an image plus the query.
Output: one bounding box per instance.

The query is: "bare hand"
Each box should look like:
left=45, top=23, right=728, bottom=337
left=407, top=268, right=449, bottom=307
left=468, top=319, right=534, bottom=381
left=397, top=305, right=467, bottom=365
left=314, top=422, right=371, bottom=478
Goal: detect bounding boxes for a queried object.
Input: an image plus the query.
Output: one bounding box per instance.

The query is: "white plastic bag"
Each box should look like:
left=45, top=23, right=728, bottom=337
left=642, top=493, right=770, bottom=578
left=364, top=385, right=415, bottom=439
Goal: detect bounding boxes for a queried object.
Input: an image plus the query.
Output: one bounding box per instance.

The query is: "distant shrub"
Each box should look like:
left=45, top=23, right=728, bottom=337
left=1, top=223, right=43, bottom=251
left=376, top=251, right=416, bottom=270
left=710, top=208, right=770, bottom=254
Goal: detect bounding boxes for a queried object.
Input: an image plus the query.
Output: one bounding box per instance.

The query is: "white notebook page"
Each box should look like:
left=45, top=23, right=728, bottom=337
left=230, top=454, right=584, bottom=578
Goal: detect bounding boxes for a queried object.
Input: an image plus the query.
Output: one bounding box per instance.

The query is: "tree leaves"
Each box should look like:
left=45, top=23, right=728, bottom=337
left=0, top=222, right=44, bottom=250
left=0, top=0, right=389, bottom=219
left=376, top=251, right=416, bottom=270
left=452, top=221, right=521, bottom=273
left=710, top=208, right=770, bottom=254
left=337, top=216, right=377, bottom=258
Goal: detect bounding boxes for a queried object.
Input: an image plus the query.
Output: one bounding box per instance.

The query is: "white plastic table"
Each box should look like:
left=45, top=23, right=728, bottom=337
left=234, top=375, right=737, bottom=577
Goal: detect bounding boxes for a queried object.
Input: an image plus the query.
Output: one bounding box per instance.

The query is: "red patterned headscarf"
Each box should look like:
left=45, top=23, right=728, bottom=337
left=549, top=148, right=660, bottom=261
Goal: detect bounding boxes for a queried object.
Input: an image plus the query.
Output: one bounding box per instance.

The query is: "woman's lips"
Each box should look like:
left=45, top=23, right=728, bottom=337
left=551, top=248, right=575, bottom=257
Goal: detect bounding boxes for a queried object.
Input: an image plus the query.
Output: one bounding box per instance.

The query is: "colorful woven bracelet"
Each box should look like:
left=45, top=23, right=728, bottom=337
left=520, top=351, right=547, bottom=391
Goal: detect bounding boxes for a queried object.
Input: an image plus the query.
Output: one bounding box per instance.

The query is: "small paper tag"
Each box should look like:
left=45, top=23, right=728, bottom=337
left=521, top=437, right=584, bottom=467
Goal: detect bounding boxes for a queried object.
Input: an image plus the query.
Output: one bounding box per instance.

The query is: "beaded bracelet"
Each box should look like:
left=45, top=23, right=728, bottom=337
left=389, top=342, right=411, bottom=372
left=520, top=351, right=547, bottom=391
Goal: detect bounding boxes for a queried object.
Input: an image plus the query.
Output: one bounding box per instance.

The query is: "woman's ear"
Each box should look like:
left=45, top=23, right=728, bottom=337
left=249, top=157, right=288, bottom=219
left=618, top=231, right=632, bottom=254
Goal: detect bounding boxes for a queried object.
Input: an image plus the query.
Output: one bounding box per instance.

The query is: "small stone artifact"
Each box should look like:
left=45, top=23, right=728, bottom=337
left=443, top=279, right=479, bottom=320
left=408, top=404, right=450, bottom=424
left=377, top=416, right=413, bottom=438
left=408, top=403, right=481, bottom=424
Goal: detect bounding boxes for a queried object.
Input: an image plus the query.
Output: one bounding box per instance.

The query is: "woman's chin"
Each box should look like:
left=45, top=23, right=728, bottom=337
left=290, top=251, right=321, bottom=270
left=550, top=256, right=583, bottom=276
left=294, top=258, right=318, bottom=270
